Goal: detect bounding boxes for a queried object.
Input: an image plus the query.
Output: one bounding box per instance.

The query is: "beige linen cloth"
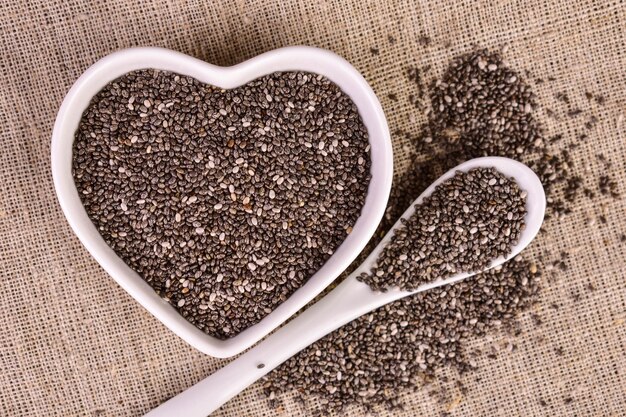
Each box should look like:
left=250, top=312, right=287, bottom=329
left=1, top=0, right=624, bottom=416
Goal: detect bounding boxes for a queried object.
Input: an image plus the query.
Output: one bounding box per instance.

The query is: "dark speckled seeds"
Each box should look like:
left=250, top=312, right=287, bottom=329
left=359, top=167, right=526, bottom=291
left=72, top=69, right=371, bottom=339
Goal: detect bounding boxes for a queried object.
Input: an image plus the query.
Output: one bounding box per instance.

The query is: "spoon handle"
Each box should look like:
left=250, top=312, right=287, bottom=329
left=145, top=276, right=395, bottom=416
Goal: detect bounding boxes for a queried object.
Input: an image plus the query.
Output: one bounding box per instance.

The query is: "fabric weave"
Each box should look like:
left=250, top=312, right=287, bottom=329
left=0, top=1, right=624, bottom=416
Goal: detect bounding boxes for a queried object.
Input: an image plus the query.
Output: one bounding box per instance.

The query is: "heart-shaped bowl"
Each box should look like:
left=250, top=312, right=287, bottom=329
left=51, top=46, right=392, bottom=358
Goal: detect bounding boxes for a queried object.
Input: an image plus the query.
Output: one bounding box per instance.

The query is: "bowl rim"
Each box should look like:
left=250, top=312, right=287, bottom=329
left=51, top=46, right=393, bottom=358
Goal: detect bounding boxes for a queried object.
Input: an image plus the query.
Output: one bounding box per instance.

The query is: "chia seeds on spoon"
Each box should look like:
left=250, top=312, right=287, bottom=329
left=358, top=167, right=527, bottom=292
left=72, top=69, right=371, bottom=339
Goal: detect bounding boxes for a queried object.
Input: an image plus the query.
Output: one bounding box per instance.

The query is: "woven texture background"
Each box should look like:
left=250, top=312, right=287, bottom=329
left=1, top=0, right=625, bottom=416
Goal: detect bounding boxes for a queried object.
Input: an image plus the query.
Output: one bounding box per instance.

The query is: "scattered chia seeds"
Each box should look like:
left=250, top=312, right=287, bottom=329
left=427, top=49, right=543, bottom=159
left=264, top=257, right=540, bottom=412
left=599, top=175, right=620, bottom=199
left=359, top=168, right=526, bottom=291
left=72, top=69, right=371, bottom=339
left=410, top=48, right=618, bottom=220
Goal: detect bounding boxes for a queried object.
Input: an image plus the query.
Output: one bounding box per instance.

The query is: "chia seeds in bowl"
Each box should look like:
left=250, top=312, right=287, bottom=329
left=72, top=69, right=372, bottom=339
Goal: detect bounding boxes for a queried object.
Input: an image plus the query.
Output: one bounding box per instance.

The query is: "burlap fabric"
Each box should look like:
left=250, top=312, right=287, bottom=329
left=1, top=0, right=625, bottom=415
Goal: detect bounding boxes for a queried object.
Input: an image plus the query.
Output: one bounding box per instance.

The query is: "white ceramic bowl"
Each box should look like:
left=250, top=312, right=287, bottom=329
left=51, top=46, right=392, bottom=358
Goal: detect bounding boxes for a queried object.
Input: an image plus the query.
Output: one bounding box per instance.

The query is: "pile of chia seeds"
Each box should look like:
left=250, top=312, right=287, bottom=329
left=72, top=69, right=371, bottom=339
left=416, top=48, right=617, bottom=220
left=359, top=167, right=526, bottom=292
left=263, top=48, right=587, bottom=413
left=427, top=50, right=542, bottom=159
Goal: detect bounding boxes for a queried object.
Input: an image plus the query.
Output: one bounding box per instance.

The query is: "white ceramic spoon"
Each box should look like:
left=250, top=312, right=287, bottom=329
left=145, top=156, right=546, bottom=417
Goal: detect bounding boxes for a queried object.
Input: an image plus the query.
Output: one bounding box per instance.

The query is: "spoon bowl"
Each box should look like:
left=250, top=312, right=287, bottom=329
left=146, top=156, right=546, bottom=416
